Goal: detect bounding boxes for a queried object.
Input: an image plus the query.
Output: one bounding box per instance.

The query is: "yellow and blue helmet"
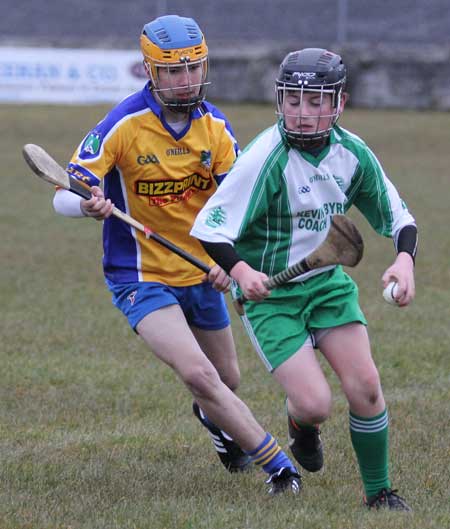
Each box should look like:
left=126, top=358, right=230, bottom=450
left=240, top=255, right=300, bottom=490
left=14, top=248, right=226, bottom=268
left=140, top=15, right=209, bottom=112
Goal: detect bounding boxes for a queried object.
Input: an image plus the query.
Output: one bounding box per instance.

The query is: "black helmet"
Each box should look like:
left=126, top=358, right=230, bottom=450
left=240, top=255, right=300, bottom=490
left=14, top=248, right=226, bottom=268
left=276, top=48, right=347, bottom=146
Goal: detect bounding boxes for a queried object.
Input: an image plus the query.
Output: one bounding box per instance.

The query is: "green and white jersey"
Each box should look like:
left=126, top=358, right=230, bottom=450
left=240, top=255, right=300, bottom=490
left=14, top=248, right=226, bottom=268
left=191, top=121, right=415, bottom=281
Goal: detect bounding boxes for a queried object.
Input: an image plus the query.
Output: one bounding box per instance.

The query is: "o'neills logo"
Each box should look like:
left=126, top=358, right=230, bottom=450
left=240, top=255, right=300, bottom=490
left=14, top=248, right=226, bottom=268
left=136, top=173, right=211, bottom=206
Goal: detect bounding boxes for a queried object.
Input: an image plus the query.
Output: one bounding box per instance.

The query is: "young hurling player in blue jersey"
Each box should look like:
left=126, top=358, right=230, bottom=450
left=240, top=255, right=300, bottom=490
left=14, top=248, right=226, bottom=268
left=53, top=15, right=300, bottom=494
left=192, top=48, right=417, bottom=510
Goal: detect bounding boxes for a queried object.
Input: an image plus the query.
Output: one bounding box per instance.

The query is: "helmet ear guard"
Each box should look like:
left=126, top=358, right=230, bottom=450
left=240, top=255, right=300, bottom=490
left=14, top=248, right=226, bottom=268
left=140, top=15, right=209, bottom=113
left=276, top=48, right=347, bottom=147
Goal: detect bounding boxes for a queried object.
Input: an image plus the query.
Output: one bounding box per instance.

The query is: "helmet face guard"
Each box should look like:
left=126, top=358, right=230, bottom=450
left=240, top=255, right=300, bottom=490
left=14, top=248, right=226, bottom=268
left=143, top=53, right=209, bottom=113
left=276, top=49, right=346, bottom=147
left=140, top=15, right=210, bottom=113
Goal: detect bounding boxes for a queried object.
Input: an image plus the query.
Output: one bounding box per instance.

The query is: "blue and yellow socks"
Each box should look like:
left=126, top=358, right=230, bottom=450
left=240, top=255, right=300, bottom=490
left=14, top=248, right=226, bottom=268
left=246, top=432, right=297, bottom=475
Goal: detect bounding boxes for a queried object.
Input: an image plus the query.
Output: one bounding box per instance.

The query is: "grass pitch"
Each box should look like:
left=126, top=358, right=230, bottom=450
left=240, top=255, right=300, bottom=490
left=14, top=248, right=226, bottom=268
left=0, top=103, right=449, bottom=529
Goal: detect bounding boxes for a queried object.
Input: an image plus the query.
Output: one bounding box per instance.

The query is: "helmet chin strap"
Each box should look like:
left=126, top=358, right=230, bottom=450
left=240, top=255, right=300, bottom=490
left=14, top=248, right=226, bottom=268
left=285, top=128, right=330, bottom=151
left=152, top=88, right=196, bottom=116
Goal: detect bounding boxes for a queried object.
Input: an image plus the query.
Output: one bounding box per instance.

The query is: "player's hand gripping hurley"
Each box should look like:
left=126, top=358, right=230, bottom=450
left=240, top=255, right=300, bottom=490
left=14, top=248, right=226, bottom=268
left=234, top=215, right=364, bottom=314
left=22, top=144, right=211, bottom=274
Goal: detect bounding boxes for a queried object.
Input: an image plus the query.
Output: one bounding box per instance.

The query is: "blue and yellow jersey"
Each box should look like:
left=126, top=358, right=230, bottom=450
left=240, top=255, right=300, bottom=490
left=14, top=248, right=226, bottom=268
left=67, top=82, right=239, bottom=285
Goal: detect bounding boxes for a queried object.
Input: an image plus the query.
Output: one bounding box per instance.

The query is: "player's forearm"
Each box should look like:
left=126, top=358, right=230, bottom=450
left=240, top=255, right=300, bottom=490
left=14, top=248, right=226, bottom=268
left=53, top=189, right=86, bottom=217
left=199, top=240, right=242, bottom=275
left=394, top=224, right=418, bottom=264
left=228, top=260, right=254, bottom=282
left=199, top=240, right=269, bottom=300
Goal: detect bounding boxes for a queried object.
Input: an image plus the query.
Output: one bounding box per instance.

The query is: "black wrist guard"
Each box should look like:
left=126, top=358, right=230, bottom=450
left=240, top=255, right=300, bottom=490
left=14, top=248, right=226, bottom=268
left=395, top=224, right=418, bottom=264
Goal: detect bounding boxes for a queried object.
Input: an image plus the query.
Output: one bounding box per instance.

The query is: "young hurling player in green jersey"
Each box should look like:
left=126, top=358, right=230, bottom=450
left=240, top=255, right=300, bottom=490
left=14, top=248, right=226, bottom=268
left=191, top=48, right=417, bottom=510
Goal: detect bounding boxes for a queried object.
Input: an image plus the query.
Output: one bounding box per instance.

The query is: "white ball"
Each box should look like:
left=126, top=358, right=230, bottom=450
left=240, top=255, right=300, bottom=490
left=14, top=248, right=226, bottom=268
left=383, top=281, right=399, bottom=306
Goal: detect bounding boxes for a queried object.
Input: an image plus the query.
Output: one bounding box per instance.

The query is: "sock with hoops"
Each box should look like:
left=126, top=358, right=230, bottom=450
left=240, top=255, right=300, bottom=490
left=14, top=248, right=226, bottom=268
left=246, top=432, right=297, bottom=475
left=350, top=409, right=391, bottom=498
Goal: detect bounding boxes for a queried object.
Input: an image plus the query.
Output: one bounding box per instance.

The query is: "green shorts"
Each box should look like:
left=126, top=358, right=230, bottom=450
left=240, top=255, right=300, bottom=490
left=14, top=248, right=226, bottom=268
left=235, top=266, right=367, bottom=372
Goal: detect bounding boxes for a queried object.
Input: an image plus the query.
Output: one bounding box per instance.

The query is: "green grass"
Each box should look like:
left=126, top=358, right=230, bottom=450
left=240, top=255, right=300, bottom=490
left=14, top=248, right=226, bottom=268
left=0, top=103, right=449, bottom=528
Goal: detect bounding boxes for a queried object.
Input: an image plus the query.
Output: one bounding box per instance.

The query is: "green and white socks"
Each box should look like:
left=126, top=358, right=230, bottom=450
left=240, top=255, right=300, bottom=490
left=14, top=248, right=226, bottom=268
left=349, top=409, right=391, bottom=498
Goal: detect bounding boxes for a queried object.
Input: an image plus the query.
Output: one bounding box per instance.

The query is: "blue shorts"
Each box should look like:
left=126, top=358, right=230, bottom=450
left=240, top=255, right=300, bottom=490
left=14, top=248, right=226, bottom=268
left=105, top=279, right=230, bottom=331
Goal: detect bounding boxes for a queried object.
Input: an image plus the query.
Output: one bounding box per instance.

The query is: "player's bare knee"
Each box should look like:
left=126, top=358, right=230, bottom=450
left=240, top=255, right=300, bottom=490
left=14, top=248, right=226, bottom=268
left=344, top=369, right=382, bottom=406
left=362, top=376, right=383, bottom=406
left=289, top=389, right=332, bottom=424
left=219, top=366, right=240, bottom=391
left=182, top=364, right=222, bottom=399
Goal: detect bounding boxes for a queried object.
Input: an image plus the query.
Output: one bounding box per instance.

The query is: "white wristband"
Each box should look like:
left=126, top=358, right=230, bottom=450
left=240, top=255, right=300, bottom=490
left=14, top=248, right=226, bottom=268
left=53, top=189, right=86, bottom=217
